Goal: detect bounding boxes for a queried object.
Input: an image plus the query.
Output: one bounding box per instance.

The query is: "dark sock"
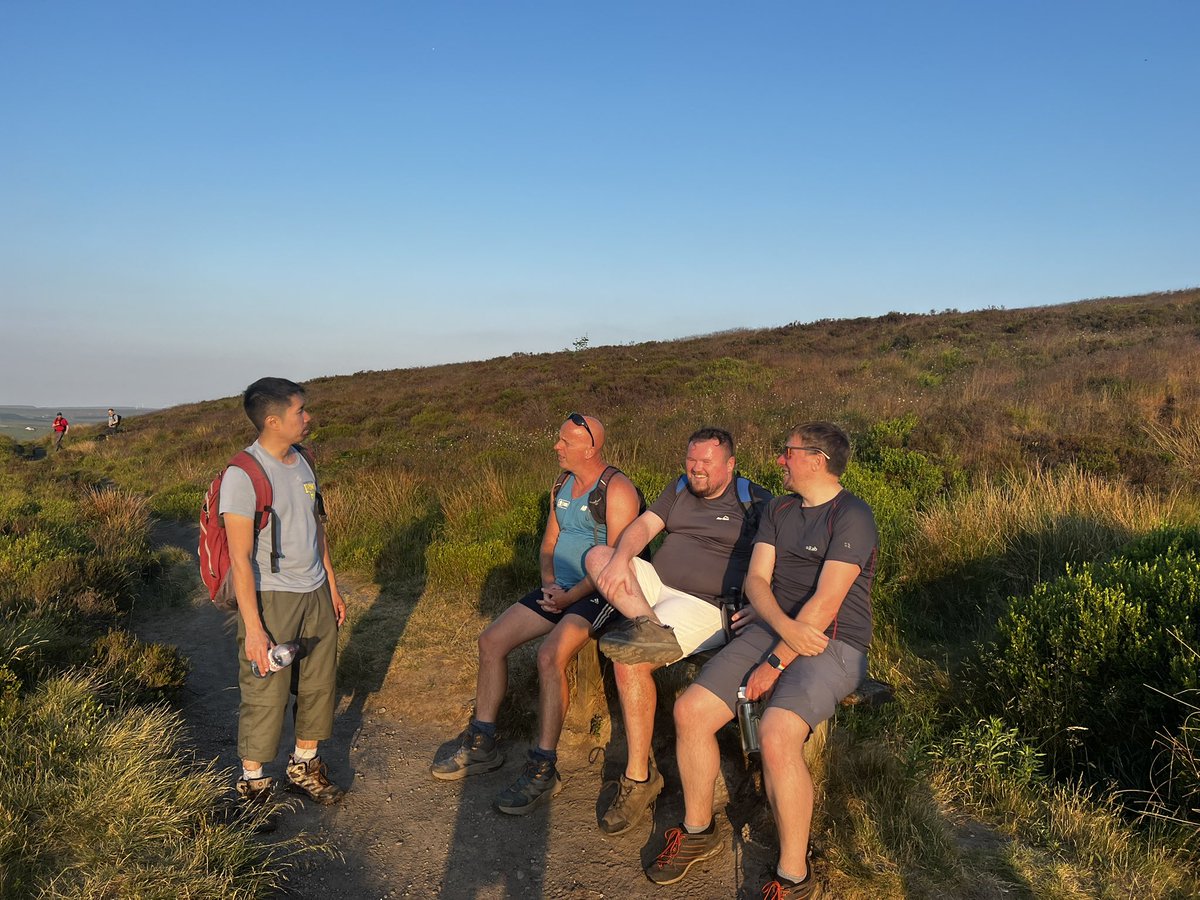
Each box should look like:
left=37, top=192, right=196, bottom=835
left=469, top=718, right=496, bottom=738
left=531, top=746, right=557, bottom=764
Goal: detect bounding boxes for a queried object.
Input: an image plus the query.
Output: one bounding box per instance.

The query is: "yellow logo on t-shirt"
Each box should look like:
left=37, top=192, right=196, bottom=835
left=304, top=482, right=317, bottom=499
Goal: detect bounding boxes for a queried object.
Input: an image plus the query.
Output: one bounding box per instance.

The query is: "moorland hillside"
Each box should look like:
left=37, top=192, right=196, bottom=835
left=7, top=287, right=1200, bottom=897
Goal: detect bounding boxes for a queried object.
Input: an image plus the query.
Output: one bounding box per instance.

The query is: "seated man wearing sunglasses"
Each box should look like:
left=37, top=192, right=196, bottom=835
left=431, top=413, right=641, bottom=816
left=584, top=427, right=772, bottom=836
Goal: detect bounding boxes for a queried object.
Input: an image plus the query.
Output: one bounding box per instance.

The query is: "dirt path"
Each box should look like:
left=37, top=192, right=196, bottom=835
left=135, top=524, right=775, bottom=899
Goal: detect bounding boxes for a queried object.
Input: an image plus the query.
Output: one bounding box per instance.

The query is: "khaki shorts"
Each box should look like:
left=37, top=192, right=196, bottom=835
left=237, top=581, right=338, bottom=763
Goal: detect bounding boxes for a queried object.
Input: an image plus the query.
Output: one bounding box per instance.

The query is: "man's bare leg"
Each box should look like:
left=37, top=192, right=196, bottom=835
left=585, top=545, right=658, bottom=622
left=614, top=661, right=658, bottom=780
left=760, top=707, right=815, bottom=879
left=673, top=683, right=734, bottom=829
left=475, top=603, right=554, bottom=723
left=535, top=614, right=593, bottom=751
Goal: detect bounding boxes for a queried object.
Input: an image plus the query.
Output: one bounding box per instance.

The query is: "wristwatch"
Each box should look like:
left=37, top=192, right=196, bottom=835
left=766, top=652, right=787, bottom=672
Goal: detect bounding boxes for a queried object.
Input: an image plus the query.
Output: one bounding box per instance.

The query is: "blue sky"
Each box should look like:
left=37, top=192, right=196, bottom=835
left=2, top=1, right=1196, bottom=408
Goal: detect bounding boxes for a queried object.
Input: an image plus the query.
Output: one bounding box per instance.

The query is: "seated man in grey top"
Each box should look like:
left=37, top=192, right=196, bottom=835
left=644, top=422, right=879, bottom=897
left=585, top=427, right=771, bottom=835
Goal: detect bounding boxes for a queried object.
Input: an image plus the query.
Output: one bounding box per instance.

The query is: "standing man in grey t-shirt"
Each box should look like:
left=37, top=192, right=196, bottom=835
left=584, top=427, right=771, bottom=835
left=645, top=422, right=878, bottom=896
left=220, top=377, right=347, bottom=820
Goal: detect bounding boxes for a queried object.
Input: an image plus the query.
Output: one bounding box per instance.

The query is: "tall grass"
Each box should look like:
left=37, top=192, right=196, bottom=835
left=0, top=671, right=304, bottom=899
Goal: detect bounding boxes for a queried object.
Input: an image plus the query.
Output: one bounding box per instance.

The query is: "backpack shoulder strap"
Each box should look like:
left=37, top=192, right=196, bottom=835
left=293, top=443, right=326, bottom=521
left=228, top=449, right=280, bottom=573
left=228, top=450, right=273, bottom=530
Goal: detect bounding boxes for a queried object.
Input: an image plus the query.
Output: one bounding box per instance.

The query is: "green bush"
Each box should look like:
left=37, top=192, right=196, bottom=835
left=151, top=483, right=205, bottom=521
left=979, top=527, right=1200, bottom=789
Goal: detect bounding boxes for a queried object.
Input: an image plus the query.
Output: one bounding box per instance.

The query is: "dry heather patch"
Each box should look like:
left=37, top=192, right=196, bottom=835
left=904, top=467, right=1177, bottom=590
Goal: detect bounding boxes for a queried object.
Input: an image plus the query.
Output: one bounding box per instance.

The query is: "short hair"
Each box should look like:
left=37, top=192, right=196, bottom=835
left=790, top=421, right=851, bottom=476
left=243, top=377, right=305, bottom=432
left=687, top=427, right=735, bottom=458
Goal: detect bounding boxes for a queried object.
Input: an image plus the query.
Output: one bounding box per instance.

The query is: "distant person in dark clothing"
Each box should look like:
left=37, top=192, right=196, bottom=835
left=106, top=409, right=122, bottom=438
left=52, top=413, right=69, bottom=451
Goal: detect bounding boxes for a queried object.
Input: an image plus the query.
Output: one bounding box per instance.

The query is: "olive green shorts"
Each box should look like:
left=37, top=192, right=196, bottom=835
left=237, top=581, right=338, bottom=763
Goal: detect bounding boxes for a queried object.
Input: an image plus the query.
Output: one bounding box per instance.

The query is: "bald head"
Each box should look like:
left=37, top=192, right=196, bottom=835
left=563, top=413, right=605, bottom=451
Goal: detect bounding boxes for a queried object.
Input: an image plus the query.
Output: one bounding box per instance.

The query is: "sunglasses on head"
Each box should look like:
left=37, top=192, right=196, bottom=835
left=567, top=412, right=595, bottom=446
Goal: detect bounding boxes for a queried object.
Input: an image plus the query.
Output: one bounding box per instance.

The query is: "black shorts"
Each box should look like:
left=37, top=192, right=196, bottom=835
left=517, top=587, right=615, bottom=632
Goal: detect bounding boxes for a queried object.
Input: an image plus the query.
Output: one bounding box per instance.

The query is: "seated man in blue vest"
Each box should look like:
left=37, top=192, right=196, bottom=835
left=585, top=427, right=772, bottom=835
left=431, top=414, right=640, bottom=815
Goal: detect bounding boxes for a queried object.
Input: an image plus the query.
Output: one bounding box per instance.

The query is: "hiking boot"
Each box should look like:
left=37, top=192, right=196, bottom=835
left=598, top=616, right=684, bottom=666
left=285, top=755, right=344, bottom=805
left=431, top=727, right=504, bottom=781
left=760, top=869, right=815, bottom=899
left=599, top=758, right=664, bottom=835
left=494, top=751, right=562, bottom=815
left=645, top=821, right=724, bottom=885
left=234, top=775, right=278, bottom=834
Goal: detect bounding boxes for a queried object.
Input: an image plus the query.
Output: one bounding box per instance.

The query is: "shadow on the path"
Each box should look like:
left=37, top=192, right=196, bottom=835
left=333, top=505, right=442, bottom=768
left=434, top=514, right=555, bottom=898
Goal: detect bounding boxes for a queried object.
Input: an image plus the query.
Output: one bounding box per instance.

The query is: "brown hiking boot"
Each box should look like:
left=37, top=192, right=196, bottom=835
left=599, top=757, right=664, bottom=835
left=285, top=755, right=344, bottom=805
left=598, top=616, right=684, bottom=666
left=645, top=821, right=724, bottom=885
left=234, top=775, right=278, bottom=833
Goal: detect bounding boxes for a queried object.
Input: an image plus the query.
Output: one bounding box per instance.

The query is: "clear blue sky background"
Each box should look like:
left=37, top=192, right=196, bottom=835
left=2, top=1, right=1196, bottom=408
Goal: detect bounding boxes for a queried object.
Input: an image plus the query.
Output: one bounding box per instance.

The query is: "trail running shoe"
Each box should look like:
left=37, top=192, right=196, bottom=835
left=599, top=757, right=664, bottom=835
left=494, top=751, right=563, bottom=815
left=431, top=727, right=504, bottom=781
left=285, top=755, right=344, bottom=805
left=760, top=868, right=815, bottom=899
left=598, top=616, right=684, bottom=666
left=645, top=821, right=724, bottom=885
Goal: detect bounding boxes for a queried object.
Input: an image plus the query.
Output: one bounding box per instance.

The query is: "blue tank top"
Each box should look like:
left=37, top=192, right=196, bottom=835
left=552, top=473, right=607, bottom=588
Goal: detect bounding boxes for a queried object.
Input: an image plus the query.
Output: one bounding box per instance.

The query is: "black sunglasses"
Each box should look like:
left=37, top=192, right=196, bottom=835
left=567, top=412, right=595, bottom=446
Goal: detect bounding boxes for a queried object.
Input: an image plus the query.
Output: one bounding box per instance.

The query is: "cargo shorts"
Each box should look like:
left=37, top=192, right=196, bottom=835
left=237, top=581, right=338, bottom=763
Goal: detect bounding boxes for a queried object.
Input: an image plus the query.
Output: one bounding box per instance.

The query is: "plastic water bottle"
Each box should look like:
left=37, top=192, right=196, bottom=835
left=251, top=640, right=301, bottom=678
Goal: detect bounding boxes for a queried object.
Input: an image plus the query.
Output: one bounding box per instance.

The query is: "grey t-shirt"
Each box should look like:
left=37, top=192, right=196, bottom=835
left=753, top=490, right=878, bottom=654
left=647, top=477, right=773, bottom=604
left=218, top=441, right=326, bottom=593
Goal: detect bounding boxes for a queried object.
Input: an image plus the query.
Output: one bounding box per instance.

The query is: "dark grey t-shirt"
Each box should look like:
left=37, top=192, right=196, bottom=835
left=648, top=476, right=773, bottom=605
left=753, top=490, right=878, bottom=654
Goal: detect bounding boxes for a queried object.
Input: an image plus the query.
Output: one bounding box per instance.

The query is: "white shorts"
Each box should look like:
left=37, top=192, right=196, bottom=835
left=628, top=556, right=725, bottom=658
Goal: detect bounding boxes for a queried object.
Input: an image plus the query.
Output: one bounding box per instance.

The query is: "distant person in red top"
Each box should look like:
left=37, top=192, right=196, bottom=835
left=52, top=413, right=69, bottom=451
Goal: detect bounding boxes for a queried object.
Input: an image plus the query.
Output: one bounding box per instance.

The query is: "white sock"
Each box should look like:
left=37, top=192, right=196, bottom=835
left=293, top=746, right=317, bottom=763
left=777, top=865, right=806, bottom=884
left=242, top=766, right=265, bottom=781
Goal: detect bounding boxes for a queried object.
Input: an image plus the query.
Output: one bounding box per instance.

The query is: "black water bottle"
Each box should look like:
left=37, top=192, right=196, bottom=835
left=720, top=586, right=746, bottom=643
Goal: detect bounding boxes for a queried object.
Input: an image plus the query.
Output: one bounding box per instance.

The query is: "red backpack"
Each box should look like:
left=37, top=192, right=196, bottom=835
left=199, top=444, right=318, bottom=611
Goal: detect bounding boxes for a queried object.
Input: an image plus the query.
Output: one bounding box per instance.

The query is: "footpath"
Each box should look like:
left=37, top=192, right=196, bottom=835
left=133, top=524, right=769, bottom=899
